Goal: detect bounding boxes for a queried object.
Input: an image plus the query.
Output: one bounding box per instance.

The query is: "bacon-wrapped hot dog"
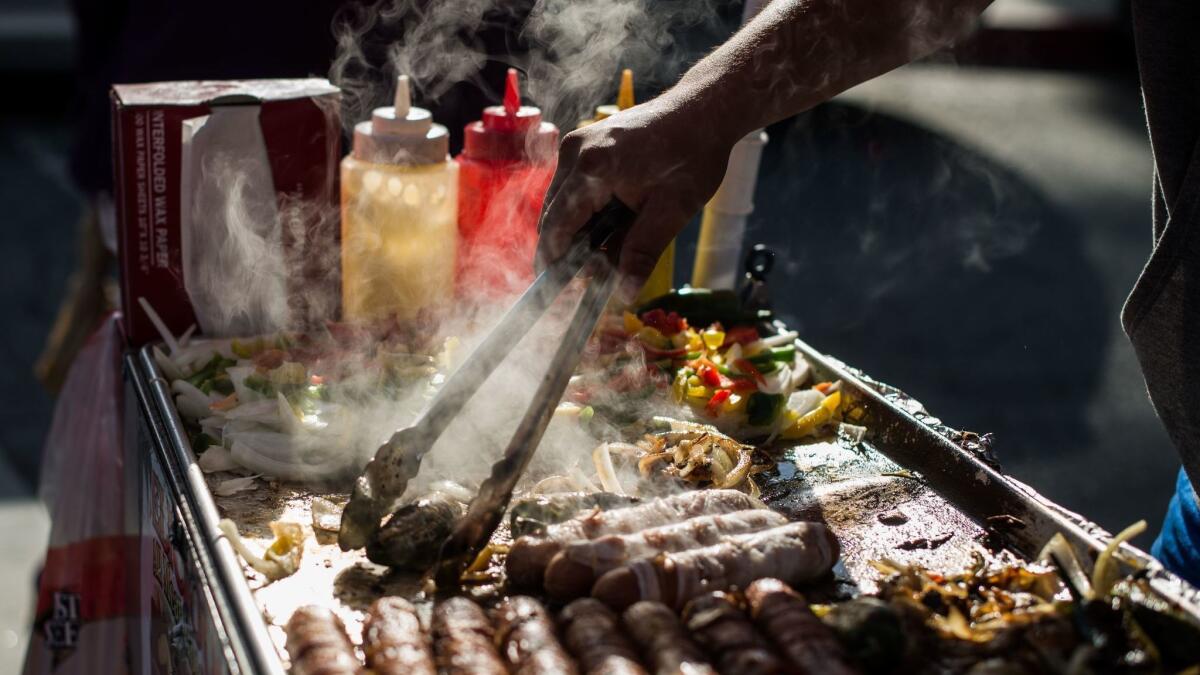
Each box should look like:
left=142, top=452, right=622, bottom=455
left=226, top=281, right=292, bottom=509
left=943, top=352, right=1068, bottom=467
left=493, top=596, right=579, bottom=675
left=745, top=579, right=858, bottom=675
left=621, top=601, right=716, bottom=675
left=560, top=598, right=648, bottom=675
left=545, top=509, right=787, bottom=601
left=362, top=597, right=435, bottom=675
left=507, top=489, right=762, bottom=589
left=285, top=606, right=362, bottom=675
left=431, top=597, right=507, bottom=675
left=592, top=521, right=838, bottom=611
left=683, top=592, right=786, bottom=675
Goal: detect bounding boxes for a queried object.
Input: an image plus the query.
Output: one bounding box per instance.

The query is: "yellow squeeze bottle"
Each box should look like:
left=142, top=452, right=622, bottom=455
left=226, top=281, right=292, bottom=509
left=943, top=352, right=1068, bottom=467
left=341, top=75, right=458, bottom=321
left=582, top=69, right=675, bottom=304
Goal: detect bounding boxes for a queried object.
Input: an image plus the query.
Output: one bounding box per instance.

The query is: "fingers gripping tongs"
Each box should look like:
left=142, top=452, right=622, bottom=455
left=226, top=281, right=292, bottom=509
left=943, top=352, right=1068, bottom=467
left=338, top=199, right=636, bottom=570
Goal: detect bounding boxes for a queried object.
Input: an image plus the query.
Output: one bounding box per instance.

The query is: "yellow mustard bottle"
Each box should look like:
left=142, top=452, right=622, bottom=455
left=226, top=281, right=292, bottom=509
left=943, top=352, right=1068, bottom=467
left=582, top=69, right=675, bottom=305
left=341, top=75, right=458, bottom=322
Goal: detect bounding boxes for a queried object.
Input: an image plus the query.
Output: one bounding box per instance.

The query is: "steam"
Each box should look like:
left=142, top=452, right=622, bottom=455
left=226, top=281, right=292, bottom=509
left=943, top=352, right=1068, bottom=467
left=330, top=0, right=723, bottom=131
left=180, top=0, right=734, bottom=505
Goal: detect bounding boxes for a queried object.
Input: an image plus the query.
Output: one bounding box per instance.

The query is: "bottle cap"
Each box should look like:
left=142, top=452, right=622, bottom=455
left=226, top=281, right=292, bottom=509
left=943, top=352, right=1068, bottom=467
left=353, top=75, right=449, bottom=165
left=594, top=69, right=634, bottom=121
left=462, top=68, right=558, bottom=162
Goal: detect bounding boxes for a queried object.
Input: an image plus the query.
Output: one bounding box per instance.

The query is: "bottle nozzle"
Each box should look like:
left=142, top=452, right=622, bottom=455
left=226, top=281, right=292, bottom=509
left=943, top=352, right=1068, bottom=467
left=394, top=75, right=411, bottom=118
left=617, top=68, right=635, bottom=110
left=503, top=68, right=521, bottom=116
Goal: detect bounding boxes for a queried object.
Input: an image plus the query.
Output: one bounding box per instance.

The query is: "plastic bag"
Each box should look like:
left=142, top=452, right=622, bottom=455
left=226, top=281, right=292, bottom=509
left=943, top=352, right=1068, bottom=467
left=23, top=314, right=137, bottom=675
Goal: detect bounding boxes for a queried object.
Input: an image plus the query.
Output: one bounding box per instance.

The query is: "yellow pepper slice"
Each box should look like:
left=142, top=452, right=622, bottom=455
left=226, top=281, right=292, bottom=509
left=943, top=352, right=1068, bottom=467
left=623, top=311, right=643, bottom=334
left=637, top=326, right=671, bottom=350
left=702, top=330, right=726, bottom=351
left=782, top=390, right=842, bottom=439
left=687, top=385, right=711, bottom=400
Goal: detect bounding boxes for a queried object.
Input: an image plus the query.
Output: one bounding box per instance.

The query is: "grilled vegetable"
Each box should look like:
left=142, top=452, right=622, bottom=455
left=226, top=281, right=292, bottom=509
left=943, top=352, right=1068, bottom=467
left=622, top=601, right=716, bottom=675
left=363, top=597, right=435, bottom=675
left=285, top=606, right=361, bottom=675
left=683, top=592, right=787, bottom=675
left=745, top=578, right=858, bottom=674
left=493, top=596, right=578, bottom=675
left=544, top=509, right=788, bottom=601
left=506, top=490, right=762, bottom=590
left=367, top=492, right=465, bottom=570
left=560, top=598, right=648, bottom=675
left=591, top=522, right=839, bottom=611
left=432, top=597, right=507, bottom=675
left=217, top=519, right=303, bottom=582
left=821, top=598, right=907, bottom=673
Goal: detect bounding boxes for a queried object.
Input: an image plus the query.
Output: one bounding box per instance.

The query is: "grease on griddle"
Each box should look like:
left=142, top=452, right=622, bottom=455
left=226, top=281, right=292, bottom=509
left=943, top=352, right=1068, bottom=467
left=895, top=532, right=953, bottom=551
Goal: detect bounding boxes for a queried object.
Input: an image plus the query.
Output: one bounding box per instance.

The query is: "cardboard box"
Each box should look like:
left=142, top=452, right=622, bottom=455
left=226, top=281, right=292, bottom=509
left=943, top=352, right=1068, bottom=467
left=111, top=79, right=342, bottom=346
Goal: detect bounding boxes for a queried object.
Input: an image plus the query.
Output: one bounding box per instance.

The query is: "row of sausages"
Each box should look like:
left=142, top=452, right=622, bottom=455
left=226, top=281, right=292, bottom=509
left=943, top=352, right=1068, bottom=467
left=285, top=579, right=856, bottom=675
left=504, top=489, right=841, bottom=610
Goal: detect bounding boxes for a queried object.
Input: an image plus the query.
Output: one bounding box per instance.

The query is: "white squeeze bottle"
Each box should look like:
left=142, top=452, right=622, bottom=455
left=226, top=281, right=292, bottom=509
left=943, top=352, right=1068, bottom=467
left=341, top=75, right=458, bottom=321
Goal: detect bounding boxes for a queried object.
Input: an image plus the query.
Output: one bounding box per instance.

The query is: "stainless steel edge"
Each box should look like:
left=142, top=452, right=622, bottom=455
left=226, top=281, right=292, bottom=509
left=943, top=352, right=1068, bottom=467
left=135, top=347, right=287, bottom=675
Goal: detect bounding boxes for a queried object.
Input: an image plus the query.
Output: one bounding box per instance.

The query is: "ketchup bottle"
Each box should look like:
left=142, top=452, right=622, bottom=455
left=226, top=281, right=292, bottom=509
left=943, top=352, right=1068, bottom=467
left=456, top=69, right=559, bottom=299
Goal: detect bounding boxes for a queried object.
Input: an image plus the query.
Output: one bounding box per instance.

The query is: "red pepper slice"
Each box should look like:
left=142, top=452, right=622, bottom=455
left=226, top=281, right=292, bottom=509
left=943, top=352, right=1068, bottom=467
left=640, top=308, right=687, bottom=336
left=723, top=325, right=761, bottom=347
left=734, top=358, right=767, bottom=386
left=697, top=364, right=723, bottom=388
left=705, top=389, right=732, bottom=417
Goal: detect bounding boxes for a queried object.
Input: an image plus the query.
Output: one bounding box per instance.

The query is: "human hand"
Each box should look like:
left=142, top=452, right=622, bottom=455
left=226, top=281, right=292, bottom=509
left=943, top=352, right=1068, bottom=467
left=535, top=95, right=740, bottom=302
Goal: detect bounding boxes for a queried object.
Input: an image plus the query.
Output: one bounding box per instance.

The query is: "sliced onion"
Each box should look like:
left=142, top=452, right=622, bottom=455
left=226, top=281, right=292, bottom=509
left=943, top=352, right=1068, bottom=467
left=214, top=474, right=260, bottom=496
left=138, top=297, right=180, bottom=354
left=760, top=331, right=799, bottom=348
left=198, top=446, right=239, bottom=473
left=592, top=443, right=626, bottom=495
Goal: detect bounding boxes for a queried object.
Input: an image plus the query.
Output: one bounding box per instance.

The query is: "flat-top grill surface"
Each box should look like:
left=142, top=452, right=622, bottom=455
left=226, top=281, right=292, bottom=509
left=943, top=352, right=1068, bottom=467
left=132, top=329, right=1200, bottom=673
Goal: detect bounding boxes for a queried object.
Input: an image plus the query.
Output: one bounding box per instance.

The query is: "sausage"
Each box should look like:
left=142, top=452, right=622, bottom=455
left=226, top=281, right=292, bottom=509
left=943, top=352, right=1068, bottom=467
left=591, top=522, right=838, bottom=611
left=560, top=598, right=648, bottom=675
left=545, top=509, right=788, bottom=601
left=509, top=492, right=641, bottom=538
left=362, top=597, right=435, bottom=675
left=507, top=489, right=763, bottom=589
left=431, top=597, right=507, bottom=675
left=745, top=579, right=858, bottom=675
left=683, top=592, right=787, bottom=675
left=621, top=601, right=716, bottom=675
left=285, top=606, right=362, bottom=675
left=493, top=595, right=579, bottom=675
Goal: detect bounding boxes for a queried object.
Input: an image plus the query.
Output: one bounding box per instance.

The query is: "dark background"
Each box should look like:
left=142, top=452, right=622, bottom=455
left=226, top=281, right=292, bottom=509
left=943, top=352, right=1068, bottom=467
left=0, top=0, right=1177, bottom=667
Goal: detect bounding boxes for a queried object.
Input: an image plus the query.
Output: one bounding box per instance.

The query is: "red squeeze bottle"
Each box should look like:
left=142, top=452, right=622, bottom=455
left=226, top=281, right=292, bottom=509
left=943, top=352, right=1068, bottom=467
left=456, top=68, right=559, bottom=299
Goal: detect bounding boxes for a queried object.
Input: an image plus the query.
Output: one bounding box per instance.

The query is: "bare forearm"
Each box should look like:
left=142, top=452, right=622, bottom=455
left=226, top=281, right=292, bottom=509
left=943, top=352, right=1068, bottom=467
left=662, top=0, right=993, bottom=141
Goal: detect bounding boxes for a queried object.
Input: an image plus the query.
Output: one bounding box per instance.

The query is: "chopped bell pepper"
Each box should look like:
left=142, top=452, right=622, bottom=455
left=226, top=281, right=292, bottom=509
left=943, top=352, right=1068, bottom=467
left=702, top=329, right=726, bottom=351
left=706, top=389, right=732, bottom=417
left=747, top=392, right=785, bottom=426
left=623, top=311, right=644, bottom=334
left=639, top=308, right=687, bottom=336
left=783, top=390, right=843, bottom=439
left=722, top=325, right=761, bottom=347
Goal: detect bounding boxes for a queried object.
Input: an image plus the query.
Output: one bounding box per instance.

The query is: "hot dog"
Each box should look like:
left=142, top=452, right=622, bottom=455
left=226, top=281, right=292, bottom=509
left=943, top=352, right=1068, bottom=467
left=560, top=598, right=648, bottom=675
left=493, top=596, right=579, bottom=675
left=431, top=596, right=507, bottom=675
left=507, top=489, right=763, bottom=589
left=745, top=579, right=858, bottom=675
left=362, top=597, right=435, bottom=675
left=285, top=606, right=362, bottom=675
left=621, top=601, right=716, bottom=675
left=591, top=522, right=838, bottom=611
left=683, top=592, right=787, bottom=675
left=545, top=509, right=787, bottom=601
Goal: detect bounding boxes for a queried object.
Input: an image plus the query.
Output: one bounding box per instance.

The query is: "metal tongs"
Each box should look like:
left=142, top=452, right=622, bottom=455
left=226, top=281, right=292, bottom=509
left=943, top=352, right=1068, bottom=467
left=338, top=199, right=637, bottom=572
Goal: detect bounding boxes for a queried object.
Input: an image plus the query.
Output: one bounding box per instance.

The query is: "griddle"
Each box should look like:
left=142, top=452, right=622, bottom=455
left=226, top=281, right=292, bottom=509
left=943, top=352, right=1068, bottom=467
left=125, top=321, right=1200, bottom=674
